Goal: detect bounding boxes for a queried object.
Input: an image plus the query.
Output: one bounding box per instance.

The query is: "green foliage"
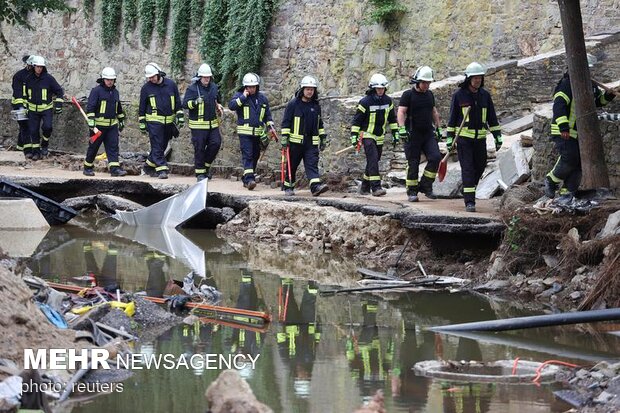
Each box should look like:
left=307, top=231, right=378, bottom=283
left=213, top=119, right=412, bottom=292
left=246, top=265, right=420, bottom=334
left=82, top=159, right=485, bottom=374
left=123, top=0, right=139, bottom=36
left=0, top=0, right=74, bottom=28
left=368, top=0, right=407, bottom=26
left=190, top=0, right=203, bottom=28
left=155, top=0, right=170, bottom=41
left=83, top=0, right=95, bottom=18
left=200, top=0, right=227, bottom=81
left=101, top=0, right=123, bottom=49
left=506, top=216, right=522, bottom=252
left=139, top=0, right=155, bottom=47
left=170, top=0, right=190, bottom=76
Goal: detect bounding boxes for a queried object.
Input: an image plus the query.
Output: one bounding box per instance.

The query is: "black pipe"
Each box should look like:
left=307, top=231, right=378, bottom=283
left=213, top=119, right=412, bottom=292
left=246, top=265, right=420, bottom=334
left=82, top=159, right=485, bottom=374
left=430, top=308, right=620, bottom=332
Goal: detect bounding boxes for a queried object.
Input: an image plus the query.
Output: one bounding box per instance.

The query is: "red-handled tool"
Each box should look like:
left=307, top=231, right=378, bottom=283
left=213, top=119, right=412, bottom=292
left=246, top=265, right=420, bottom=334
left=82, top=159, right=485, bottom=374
left=71, top=96, right=102, bottom=143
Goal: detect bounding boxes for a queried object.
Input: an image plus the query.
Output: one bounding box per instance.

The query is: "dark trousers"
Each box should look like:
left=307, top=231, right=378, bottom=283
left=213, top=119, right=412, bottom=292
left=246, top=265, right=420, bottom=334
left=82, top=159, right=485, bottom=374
left=239, top=134, right=261, bottom=183
left=146, top=123, right=175, bottom=172
left=84, top=125, right=120, bottom=169
left=28, top=110, right=53, bottom=153
left=16, top=120, right=30, bottom=152
left=404, top=131, right=441, bottom=194
left=284, top=141, right=321, bottom=190
left=548, top=136, right=581, bottom=194
left=457, top=137, right=488, bottom=205
left=191, top=128, right=221, bottom=176
left=84, top=244, right=118, bottom=290
left=362, top=138, right=383, bottom=190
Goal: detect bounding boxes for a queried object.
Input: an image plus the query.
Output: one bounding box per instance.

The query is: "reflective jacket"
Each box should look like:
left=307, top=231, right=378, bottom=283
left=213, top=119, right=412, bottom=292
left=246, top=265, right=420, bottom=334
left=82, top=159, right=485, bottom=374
left=11, top=68, right=30, bottom=109
left=25, top=70, right=64, bottom=113
left=350, top=92, right=398, bottom=145
left=138, top=78, right=182, bottom=125
left=86, top=83, right=125, bottom=128
left=229, top=89, right=274, bottom=136
left=447, top=87, right=500, bottom=140
left=182, top=80, right=221, bottom=130
left=281, top=96, right=325, bottom=146
left=551, top=74, right=615, bottom=139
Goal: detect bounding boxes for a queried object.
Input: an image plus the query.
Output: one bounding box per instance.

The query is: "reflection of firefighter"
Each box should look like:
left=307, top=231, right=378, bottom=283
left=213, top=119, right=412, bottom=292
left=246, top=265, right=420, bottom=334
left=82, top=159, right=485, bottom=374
left=83, top=241, right=119, bottom=291
left=346, top=300, right=393, bottom=393
left=230, top=273, right=265, bottom=362
left=276, top=279, right=321, bottom=398
left=441, top=382, right=492, bottom=413
left=144, top=251, right=167, bottom=297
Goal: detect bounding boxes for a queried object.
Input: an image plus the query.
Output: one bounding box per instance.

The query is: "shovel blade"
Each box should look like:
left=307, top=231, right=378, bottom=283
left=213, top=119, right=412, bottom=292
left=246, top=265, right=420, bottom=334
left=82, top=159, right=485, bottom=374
left=89, top=129, right=102, bottom=144
left=437, top=159, right=448, bottom=182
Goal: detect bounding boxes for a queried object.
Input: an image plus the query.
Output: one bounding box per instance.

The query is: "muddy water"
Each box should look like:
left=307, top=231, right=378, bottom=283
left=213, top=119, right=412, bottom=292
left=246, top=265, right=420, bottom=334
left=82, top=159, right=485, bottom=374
left=22, top=222, right=620, bottom=413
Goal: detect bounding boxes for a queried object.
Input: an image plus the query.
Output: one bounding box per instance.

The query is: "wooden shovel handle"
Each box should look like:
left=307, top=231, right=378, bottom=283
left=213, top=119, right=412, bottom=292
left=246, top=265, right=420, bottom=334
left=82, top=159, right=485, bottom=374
left=441, top=106, right=471, bottom=162
left=592, top=79, right=620, bottom=97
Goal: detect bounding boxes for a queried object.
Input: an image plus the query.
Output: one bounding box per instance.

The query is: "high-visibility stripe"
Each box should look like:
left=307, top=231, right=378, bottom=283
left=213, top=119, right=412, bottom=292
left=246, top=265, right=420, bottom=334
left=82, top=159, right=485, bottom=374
left=243, top=169, right=254, bottom=175
left=243, top=106, right=249, bottom=120
left=237, top=125, right=262, bottom=135
left=195, top=168, right=207, bottom=174
left=95, top=118, right=118, bottom=126
left=189, top=119, right=219, bottom=129
left=406, top=179, right=418, bottom=186
left=259, top=106, right=266, bottom=122
left=357, top=104, right=367, bottom=113
left=42, top=89, right=47, bottom=101
left=99, top=101, right=107, bottom=114
left=554, top=91, right=570, bottom=104
left=309, top=178, right=321, bottom=184
left=170, top=96, right=175, bottom=110
left=27, top=102, right=53, bottom=112
left=423, top=170, right=436, bottom=179
left=146, top=114, right=175, bottom=124
left=463, top=187, right=476, bottom=193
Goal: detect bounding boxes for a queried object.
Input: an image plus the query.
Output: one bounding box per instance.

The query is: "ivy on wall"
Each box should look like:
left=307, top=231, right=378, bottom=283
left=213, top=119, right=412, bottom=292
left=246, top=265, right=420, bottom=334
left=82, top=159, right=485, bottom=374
left=155, top=0, right=170, bottom=41
left=199, top=0, right=227, bottom=82
left=101, top=0, right=122, bottom=49
left=368, top=0, right=407, bottom=26
left=83, top=0, right=95, bottom=18
left=139, top=0, right=155, bottom=47
left=123, top=0, right=138, bottom=36
left=170, top=0, right=190, bottom=76
left=190, top=0, right=203, bottom=28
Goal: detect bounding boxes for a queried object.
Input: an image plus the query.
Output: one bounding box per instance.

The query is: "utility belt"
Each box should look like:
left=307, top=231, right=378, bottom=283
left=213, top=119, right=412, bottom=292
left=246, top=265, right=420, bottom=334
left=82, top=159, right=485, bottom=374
left=237, top=124, right=264, bottom=136
left=189, top=119, right=219, bottom=130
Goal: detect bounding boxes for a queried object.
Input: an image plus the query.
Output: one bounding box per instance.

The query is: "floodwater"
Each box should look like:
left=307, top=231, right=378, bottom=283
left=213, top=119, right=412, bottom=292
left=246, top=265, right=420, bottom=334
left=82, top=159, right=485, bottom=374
left=19, top=219, right=620, bottom=413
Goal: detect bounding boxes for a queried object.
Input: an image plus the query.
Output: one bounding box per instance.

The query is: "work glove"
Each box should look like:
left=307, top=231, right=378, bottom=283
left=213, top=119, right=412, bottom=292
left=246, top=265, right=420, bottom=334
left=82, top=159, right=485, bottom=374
left=176, top=112, right=185, bottom=128
left=139, top=119, right=147, bottom=134
left=54, top=104, right=63, bottom=115
left=195, top=96, right=204, bottom=105
left=87, top=117, right=95, bottom=128
left=493, top=132, right=503, bottom=151
left=398, top=126, right=409, bottom=143
left=435, top=127, right=443, bottom=141
left=260, top=132, right=269, bottom=150
left=392, top=132, right=400, bottom=146
left=281, top=134, right=288, bottom=148
left=118, top=119, right=125, bottom=132
left=319, top=134, right=329, bottom=151
left=446, top=136, right=454, bottom=152
left=350, top=135, right=358, bottom=147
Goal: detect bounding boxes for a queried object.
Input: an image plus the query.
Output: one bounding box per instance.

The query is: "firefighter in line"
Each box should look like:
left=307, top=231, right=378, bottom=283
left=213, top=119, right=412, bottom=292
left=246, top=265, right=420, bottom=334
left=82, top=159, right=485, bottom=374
left=544, top=55, right=616, bottom=203
left=25, top=55, right=65, bottom=160
left=83, top=67, right=127, bottom=177
left=397, top=66, right=442, bottom=202
left=350, top=73, right=398, bottom=197
left=281, top=75, right=329, bottom=197
left=229, top=72, right=276, bottom=190
left=446, top=62, right=502, bottom=212
left=182, top=63, right=224, bottom=182
left=11, top=55, right=33, bottom=158
left=139, top=62, right=184, bottom=179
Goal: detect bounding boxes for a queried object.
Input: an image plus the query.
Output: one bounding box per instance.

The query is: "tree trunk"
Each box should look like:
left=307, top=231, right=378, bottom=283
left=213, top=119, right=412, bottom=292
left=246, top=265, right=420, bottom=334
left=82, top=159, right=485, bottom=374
left=557, top=0, right=610, bottom=190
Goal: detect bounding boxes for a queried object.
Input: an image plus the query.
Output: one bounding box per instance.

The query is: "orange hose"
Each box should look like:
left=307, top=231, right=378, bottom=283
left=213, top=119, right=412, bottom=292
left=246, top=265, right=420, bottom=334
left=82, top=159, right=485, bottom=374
left=532, top=359, right=579, bottom=386
left=511, top=357, right=520, bottom=375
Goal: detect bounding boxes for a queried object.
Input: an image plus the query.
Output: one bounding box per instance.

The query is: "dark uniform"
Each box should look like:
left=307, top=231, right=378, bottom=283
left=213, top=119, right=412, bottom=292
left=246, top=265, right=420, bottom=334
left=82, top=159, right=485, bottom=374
left=400, top=87, right=442, bottom=197
left=351, top=91, right=398, bottom=194
left=229, top=89, right=274, bottom=186
left=84, top=82, right=126, bottom=175
left=546, top=74, right=615, bottom=198
left=281, top=90, right=328, bottom=195
left=25, top=69, right=64, bottom=159
left=183, top=79, right=222, bottom=180
left=447, top=84, right=501, bottom=208
left=11, top=63, right=31, bottom=156
left=139, top=77, right=183, bottom=176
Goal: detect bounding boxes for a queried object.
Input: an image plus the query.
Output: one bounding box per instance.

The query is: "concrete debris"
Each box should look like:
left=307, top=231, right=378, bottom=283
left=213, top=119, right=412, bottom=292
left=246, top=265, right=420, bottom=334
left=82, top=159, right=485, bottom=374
left=205, top=370, right=273, bottom=413
left=502, top=114, right=534, bottom=136
left=498, top=141, right=531, bottom=187
left=476, top=168, right=502, bottom=200
left=597, top=210, right=620, bottom=239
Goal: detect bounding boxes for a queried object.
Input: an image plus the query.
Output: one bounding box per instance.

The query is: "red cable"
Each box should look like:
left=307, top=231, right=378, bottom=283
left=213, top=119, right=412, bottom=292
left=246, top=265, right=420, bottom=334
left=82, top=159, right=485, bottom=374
left=511, top=357, right=520, bottom=375
left=532, top=359, right=579, bottom=386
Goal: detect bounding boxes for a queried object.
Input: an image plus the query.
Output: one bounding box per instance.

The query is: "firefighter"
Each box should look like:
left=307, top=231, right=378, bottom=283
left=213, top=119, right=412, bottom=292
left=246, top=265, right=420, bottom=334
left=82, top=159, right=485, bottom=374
left=11, top=55, right=33, bottom=158
left=229, top=72, right=276, bottom=190
left=544, top=55, right=616, bottom=202
left=182, top=63, right=224, bottom=181
left=397, top=66, right=442, bottom=202
left=25, top=55, right=64, bottom=160
left=447, top=62, right=502, bottom=212
left=139, top=62, right=184, bottom=179
left=350, top=73, right=398, bottom=197
left=83, top=67, right=127, bottom=177
left=281, top=75, right=329, bottom=196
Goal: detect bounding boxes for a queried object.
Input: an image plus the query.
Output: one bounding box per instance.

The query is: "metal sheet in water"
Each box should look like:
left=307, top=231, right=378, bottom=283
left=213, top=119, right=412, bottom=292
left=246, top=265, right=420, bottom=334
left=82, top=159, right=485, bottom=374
left=113, top=179, right=208, bottom=228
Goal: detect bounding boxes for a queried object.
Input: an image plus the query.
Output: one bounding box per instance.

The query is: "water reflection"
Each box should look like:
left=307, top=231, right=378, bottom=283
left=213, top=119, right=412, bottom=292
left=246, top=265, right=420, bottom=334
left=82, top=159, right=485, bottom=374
left=18, top=224, right=620, bottom=412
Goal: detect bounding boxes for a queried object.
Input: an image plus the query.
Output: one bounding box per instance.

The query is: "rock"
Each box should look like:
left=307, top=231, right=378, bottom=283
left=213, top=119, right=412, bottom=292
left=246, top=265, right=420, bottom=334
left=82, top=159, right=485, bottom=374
left=542, top=276, right=559, bottom=286
left=542, top=255, right=559, bottom=268
left=498, top=141, right=531, bottom=186
left=229, top=219, right=244, bottom=225
left=575, top=369, right=590, bottom=379
left=569, top=291, right=583, bottom=300
left=571, top=274, right=586, bottom=284
left=476, top=168, right=501, bottom=199
left=590, top=371, right=605, bottom=381
left=567, top=227, right=580, bottom=244
left=597, top=210, right=620, bottom=239
left=539, top=282, right=563, bottom=297
left=283, top=227, right=294, bottom=234
left=183, top=315, right=199, bottom=325
left=474, top=279, right=511, bottom=291
left=366, top=239, right=377, bottom=250
left=593, top=391, right=615, bottom=404
left=205, top=370, right=273, bottom=413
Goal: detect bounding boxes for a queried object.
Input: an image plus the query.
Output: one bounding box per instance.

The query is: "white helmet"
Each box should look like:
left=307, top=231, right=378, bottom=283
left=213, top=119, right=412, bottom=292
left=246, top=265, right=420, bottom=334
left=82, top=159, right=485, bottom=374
left=300, top=75, right=318, bottom=88
left=413, top=66, right=434, bottom=82
left=586, top=53, right=597, bottom=68
left=101, top=67, right=117, bottom=80
left=242, top=72, right=260, bottom=86
left=31, top=55, right=46, bottom=67
left=465, top=62, right=486, bottom=77
left=145, top=62, right=163, bottom=78
left=368, top=73, right=389, bottom=89
left=197, top=63, right=213, bottom=77
left=25, top=55, right=35, bottom=65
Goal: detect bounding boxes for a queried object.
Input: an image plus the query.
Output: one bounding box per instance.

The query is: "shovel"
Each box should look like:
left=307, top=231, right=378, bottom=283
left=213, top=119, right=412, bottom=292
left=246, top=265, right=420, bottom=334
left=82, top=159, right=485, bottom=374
left=438, top=106, right=471, bottom=182
left=71, top=96, right=102, bottom=143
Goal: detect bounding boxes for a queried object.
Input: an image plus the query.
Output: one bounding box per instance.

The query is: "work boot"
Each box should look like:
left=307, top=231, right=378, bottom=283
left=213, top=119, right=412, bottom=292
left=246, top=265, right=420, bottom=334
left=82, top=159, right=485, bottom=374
left=372, top=187, right=387, bottom=197
left=246, top=180, right=257, bottom=190
left=196, top=174, right=206, bottom=182
left=359, top=181, right=371, bottom=195
left=420, top=181, right=437, bottom=199
left=83, top=168, right=95, bottom=177
left=31, top=152, right=41, bottom=161
left=284, top=188, right=295, bottom=196
left=142, top=165, right=157, bottom=177
left=555, top=193, right=574, bottom=206
left=157, top=171, right=168, bottom=179
left=422, top=189, right=437, bottom=199
left=311, top=183, right=329, bottom=197
left=40, top=147, right=49, bottom=157
left=465, top=203, right=476, bottom=212
left=544, top=176, right=558, bottom=198
left=25, top=152, right=33, bottom=159
left=407, top=193, right=419, bottom=202
left=110, top=167, right=127, bottom=177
